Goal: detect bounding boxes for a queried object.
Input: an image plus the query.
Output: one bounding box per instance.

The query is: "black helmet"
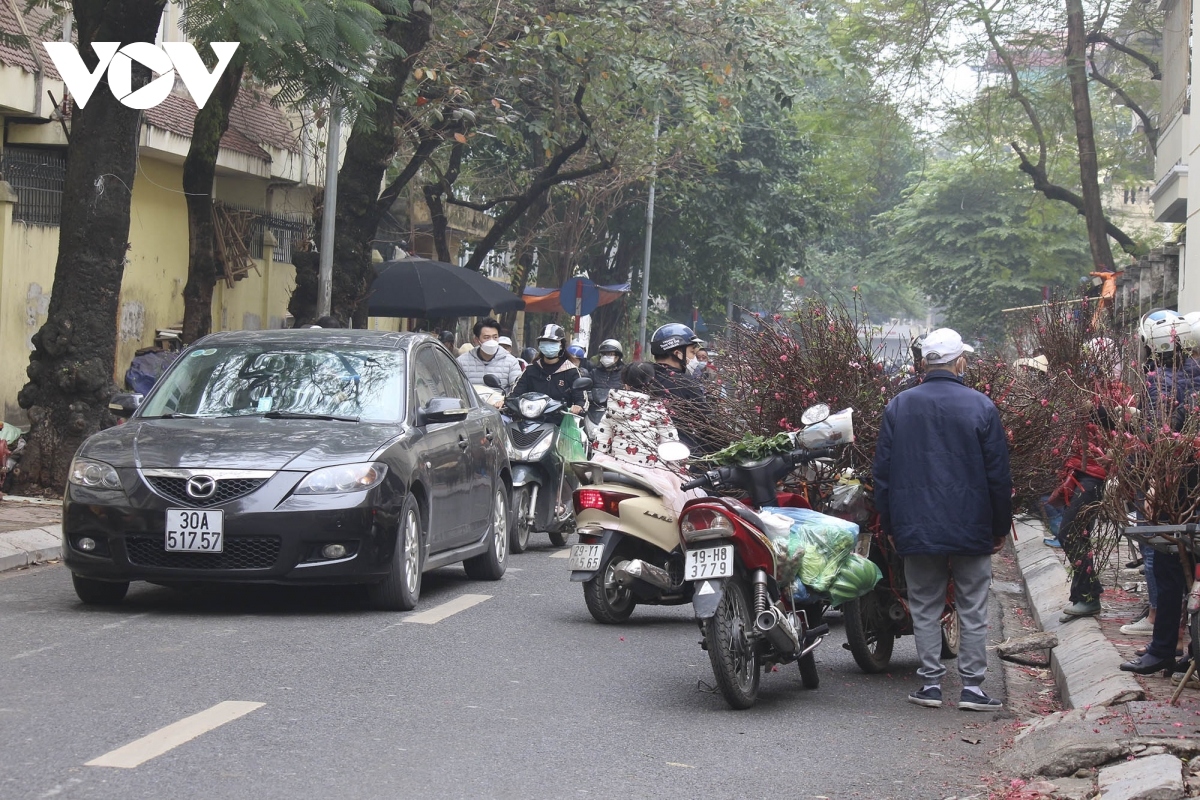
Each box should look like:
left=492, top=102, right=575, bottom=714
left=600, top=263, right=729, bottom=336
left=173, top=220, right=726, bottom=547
left=537, top=323, right=566, bottom=346
left=650, top=323, right=697, bottom=358
left=521, top=346, right=538, bottom=363
left=598, top=339, right=623, bottom=357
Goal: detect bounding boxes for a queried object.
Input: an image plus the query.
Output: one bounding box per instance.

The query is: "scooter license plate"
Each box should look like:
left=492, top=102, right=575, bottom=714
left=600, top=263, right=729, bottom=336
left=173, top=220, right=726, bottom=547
left=685, top=545, right=733, bottom=581
left=569, top=544, right=604, bottom=571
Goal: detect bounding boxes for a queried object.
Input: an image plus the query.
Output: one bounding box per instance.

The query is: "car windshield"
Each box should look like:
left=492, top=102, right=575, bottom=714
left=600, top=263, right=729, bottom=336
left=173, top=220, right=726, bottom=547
left=139, top=344, right=406, bottom=422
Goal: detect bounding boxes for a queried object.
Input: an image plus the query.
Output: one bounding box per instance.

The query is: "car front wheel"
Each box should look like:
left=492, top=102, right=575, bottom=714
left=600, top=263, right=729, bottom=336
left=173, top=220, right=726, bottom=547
left=367, top=495, right=424, bottom=611
left=72, top=574, right=129, bottom=605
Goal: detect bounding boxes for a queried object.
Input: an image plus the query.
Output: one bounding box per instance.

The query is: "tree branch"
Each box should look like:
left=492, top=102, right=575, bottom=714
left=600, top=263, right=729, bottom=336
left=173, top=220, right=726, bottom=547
left=1089, top=53, right=1157, bottom=155
left=1086, top=31, right=1160, bottom=80
left=978, top=3, right=1047, bottom=168
left=1010, top=141, right=1142, bottom=256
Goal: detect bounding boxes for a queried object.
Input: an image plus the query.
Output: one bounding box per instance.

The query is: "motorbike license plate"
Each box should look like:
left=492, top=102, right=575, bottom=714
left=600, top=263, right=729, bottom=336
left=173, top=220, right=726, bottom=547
left=685, top=545, right=733, bottom=581
left=165, top=509, right=224, bottom=552
left=568, top=544, right=604, bottom=571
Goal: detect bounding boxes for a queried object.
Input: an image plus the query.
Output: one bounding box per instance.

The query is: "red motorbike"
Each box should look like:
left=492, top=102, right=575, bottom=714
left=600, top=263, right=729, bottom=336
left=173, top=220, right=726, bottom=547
left=676, top=443, right=840, bottom=709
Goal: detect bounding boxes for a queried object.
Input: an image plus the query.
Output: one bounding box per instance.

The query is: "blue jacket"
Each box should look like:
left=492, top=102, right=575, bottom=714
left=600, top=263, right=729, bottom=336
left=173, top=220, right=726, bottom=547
left=872, top=371, right=1013, bottom=556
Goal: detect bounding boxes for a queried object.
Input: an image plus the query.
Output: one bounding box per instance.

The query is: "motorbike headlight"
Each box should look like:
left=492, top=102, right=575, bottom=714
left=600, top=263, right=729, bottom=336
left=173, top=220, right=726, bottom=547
left=295, top=462, right=388, bottom=495
left=519, top=397, right=548, bottom=419
left=68, top=457, right=122, bottom=490
left=526, top=435, right=554, bottom=460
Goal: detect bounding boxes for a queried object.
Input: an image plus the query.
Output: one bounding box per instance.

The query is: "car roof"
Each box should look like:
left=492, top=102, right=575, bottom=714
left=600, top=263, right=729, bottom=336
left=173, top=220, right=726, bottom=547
left=193, top=329, right=430, bottom=351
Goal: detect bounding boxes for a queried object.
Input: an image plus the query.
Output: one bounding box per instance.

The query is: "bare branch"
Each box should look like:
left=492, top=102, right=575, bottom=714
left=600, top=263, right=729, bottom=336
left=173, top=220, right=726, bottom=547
left=1089, top=53, right=1157, bottom=155
left=1086, top=31, right=1160, bottom=80
left=978, top=3, right=1047, bottom=168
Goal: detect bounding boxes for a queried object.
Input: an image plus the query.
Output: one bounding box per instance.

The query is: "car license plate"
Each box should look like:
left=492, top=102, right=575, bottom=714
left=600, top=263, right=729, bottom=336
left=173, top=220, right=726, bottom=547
left=685, top=545, right=733, bottom=581
left=568, top=544, right=604, bottom=571
left=165, top=509, right=224, bottom=552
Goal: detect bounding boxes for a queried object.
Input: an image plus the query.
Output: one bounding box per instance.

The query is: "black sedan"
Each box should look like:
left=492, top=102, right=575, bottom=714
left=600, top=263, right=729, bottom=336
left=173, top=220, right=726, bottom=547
left=63, top=330, right=512, bottom=610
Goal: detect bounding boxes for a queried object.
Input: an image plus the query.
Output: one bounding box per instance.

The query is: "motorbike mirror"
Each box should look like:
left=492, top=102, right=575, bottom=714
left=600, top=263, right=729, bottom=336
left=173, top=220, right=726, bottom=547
left=482, top=373, right=503, bottom=389
left=657, top=441, right=691, bottom=462
left=572, top=377, right=594, bottom=391
left=800, top=403, right=830, bottom=426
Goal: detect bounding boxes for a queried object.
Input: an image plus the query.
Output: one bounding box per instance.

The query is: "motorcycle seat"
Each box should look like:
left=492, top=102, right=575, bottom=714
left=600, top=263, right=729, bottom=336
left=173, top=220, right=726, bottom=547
left=601, top=470, right=658, bottom=493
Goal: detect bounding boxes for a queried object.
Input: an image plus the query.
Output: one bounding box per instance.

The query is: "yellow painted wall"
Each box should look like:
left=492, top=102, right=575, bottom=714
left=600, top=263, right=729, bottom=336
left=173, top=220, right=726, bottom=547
left=213, top=257, right=296, bottom=332
left=0, top=221, right=58, bottom=422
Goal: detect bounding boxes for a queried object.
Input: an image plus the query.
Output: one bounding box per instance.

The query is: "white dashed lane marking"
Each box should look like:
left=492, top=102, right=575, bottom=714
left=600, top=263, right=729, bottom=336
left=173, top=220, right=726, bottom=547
left=403, top=594, right=491, bottom=624
left=85, top=701, right=265, bottom=768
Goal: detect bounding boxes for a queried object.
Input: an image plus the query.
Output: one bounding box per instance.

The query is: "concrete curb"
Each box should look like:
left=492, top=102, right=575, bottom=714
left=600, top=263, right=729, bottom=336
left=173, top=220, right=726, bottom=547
left=0, top=525, right=62, bottom=573
left=1011, top=517, right=1144, bottom=708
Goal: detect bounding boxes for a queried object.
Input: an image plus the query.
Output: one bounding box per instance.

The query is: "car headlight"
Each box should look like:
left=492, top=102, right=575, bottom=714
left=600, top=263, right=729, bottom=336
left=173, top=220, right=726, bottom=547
left=295, top=462, right=388, bottom=495
left=68, top=457, right=122, bottom=490
left=519, top=397, right=548, bottom=419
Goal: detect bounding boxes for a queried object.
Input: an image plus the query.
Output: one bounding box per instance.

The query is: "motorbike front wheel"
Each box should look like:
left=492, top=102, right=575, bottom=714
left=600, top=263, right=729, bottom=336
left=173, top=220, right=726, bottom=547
left=582, top=547, right=637, bottom=624
left=940, top=604, right=961, bottom=660
left=510, top=487, right=532, bottom=554
left=843, top=592, right=895, bottom=673
left=704, top=578, right=759, bottom=709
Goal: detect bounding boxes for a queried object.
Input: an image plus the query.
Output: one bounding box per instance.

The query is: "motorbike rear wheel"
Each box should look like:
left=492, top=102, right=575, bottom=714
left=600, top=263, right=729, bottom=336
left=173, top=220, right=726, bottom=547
left=583, top=548, right=636, bottom=624
left=549, top=530, right=569, bottom=547
left=510, top=487, right=532, bottom=554
left=940, top=604, right=961, bottom=660
left=843, top=592, right=895, bottom=673
left=705, top=578, right=759, bottom=709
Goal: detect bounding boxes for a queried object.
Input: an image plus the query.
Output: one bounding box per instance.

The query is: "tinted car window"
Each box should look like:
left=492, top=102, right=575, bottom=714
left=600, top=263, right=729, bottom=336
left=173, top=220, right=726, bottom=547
left=432, top=349, right=477, bottom=408
left=140, top=345, right=406, bottom=422
left=413, top=347, right=450, bottom=410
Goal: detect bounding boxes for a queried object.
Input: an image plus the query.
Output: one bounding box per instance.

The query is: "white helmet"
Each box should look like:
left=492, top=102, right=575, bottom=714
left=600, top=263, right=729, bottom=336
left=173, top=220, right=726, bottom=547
left=1140, top=309, right=1191, bottom=354
left=1183, top=312, right=1200, bottom=349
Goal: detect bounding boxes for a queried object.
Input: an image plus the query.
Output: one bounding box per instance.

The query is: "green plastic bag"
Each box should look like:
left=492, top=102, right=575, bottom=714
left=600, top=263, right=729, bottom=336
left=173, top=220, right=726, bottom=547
left=556, top=414, right=589, bottom=463
left=829, top=553, right=883, bottom=607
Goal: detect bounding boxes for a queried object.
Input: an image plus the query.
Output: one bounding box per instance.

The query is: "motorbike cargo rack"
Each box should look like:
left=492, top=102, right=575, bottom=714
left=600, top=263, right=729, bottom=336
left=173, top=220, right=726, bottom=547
left=1123, top=523, right=1200, bottom=558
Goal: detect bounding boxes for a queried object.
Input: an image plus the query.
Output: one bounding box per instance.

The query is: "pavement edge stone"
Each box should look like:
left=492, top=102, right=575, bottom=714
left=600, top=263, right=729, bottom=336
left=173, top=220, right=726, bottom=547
left=1011, top=518, right=1144, bottom=709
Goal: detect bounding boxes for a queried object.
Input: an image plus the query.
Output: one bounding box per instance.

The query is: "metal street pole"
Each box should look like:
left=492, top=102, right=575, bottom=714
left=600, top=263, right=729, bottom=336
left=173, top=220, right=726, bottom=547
left=317, top=103, right=341, bottom=319
left=637, top=113, right=660, bottom=359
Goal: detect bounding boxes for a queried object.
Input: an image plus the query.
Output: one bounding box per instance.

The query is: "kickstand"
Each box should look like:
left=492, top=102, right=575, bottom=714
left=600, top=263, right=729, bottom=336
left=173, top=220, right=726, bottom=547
left=1170, top=659, right=1197, bottom=706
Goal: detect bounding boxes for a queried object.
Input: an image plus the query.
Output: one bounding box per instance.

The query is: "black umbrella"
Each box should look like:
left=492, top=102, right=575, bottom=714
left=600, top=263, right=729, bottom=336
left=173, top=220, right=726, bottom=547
left=367, top=257, right=525, bottom=317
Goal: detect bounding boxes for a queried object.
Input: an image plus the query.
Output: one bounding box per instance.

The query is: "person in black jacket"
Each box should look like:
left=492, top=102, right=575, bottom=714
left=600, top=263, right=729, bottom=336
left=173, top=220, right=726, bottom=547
left=510, top=324, right=586, bottom=412
left=647, top=323, right=713, bottom=453
left=591, top=339, right=626, bottom=394
left=873, top=327, right=1013, bottom=712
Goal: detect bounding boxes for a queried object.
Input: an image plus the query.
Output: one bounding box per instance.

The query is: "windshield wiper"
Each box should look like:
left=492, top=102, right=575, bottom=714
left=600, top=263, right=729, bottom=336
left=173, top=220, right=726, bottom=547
left=261, top=410, right=361, bottom=423
left=140, top=412, right=203, bottom=419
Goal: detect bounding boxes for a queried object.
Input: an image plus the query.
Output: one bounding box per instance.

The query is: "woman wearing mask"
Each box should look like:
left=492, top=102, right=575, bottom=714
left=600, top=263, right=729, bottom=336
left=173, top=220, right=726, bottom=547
left=591, top=339, right=625, bottom=393
left=509, top=324, right=586, bottom=413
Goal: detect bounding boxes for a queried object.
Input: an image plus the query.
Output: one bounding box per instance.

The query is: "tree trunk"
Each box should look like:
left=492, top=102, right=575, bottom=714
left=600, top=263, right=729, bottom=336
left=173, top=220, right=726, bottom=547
left=331, top=2, right=436, bottom=327
left=587, top=230, right=639, bottom=351
left=181, top=59, right=246, bottom=344
left=1065, top=0, right=1116, bottom=272
left=423, top=142, right=463, bottom=264
left=15, top=0, right=168, bottom=494
left=287, top=249, right=320, bottom=325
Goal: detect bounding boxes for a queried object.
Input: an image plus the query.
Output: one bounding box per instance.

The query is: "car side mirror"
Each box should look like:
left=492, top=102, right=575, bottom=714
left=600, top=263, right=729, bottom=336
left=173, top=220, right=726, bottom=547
left=108, top=392, right=144, bottom=418
left=572, top=377, right=593, bottom=391
left=419, top=397, right=469, bottom=425
left=482, top=373, right=503, bottom=389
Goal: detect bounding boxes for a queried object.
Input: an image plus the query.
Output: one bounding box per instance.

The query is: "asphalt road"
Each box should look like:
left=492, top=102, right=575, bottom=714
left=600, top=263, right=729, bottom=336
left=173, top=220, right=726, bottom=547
left=1, top=542, right=1015, bottom=800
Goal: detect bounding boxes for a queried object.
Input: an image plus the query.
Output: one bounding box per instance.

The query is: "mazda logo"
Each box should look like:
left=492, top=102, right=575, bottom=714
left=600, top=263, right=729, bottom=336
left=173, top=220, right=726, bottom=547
left=186, top=475, right=217, bottom=499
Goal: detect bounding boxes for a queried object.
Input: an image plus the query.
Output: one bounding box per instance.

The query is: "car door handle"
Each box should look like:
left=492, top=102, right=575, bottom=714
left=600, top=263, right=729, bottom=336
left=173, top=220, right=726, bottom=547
left=458, top=436, right=470, bottom=450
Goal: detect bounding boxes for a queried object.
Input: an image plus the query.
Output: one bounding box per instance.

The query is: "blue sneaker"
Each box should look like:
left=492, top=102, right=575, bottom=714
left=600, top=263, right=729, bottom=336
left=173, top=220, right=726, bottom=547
left=907, top=686, right=942, bottom=708
left=958, top=688, right=1002, bottom=711
left=1043, top=537, right=1062, bottom=548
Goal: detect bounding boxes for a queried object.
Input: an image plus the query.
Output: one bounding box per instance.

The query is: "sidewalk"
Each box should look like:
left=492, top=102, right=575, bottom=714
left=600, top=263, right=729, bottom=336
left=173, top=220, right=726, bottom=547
left=0, top=496, right=62, bottom=572
left=999, top=516, right=1200, bottom=798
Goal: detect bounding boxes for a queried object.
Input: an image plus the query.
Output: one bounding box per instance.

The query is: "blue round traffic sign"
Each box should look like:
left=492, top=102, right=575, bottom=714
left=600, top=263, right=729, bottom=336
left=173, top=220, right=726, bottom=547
left=560, top=277, right=600, bottom=316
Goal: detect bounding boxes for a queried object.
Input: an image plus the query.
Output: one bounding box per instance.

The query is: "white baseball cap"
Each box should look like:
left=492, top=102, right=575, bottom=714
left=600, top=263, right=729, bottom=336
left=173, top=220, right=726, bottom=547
left=921, top=328, right=974, bottom=365
left=498, top=335, right=513, bottom=348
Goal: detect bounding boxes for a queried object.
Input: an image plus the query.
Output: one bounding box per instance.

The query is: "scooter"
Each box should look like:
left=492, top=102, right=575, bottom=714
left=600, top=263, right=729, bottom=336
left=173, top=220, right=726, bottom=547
left=675, top=404, right=850, bottom=709
left=566, top=451, right=694, bottom=624
left=484, top=373, right=593, bottom=552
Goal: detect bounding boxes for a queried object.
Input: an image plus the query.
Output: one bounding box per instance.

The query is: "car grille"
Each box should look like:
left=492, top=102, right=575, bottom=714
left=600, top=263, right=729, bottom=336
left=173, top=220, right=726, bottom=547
left=125, top=536, right=281, bottom=570
left=145, top=477, right=267, bottom=508
left=509, top=427, right=547, bottom=449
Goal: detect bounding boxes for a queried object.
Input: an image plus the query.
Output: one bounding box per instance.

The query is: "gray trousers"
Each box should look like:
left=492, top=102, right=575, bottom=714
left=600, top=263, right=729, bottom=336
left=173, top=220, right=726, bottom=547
left=903, top=553, right=993, bottom=687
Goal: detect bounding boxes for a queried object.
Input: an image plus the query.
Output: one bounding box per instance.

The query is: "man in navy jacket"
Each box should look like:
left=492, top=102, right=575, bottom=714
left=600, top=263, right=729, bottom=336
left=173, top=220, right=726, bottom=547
left=873, top=328, right=1013, bottom=712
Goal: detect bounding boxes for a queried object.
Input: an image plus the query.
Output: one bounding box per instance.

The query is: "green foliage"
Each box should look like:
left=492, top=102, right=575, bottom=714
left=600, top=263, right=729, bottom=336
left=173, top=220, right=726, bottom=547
left=873, top=153, right=1093, bottom=344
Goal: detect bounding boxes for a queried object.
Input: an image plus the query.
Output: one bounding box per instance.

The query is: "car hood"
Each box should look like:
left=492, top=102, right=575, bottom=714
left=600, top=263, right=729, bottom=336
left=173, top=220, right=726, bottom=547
left=79, top=417, right=406, bottom=471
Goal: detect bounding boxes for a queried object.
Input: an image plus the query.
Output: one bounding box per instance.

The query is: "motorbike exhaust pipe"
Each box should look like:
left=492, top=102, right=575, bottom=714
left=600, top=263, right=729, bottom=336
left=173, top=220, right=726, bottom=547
left=754, top=606, right=800, bottom=656
left=614, top=559, right=673, bottom=591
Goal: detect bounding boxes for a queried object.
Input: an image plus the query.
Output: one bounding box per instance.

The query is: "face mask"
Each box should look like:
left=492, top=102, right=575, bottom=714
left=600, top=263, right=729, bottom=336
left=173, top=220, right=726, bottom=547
left=538, top=342, right=562, bottom=359
left=480, top=340, right=500, bottom=356
left=600, top=355, right=617, bottom=367
left=687, top=357, right=701, bottom=374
